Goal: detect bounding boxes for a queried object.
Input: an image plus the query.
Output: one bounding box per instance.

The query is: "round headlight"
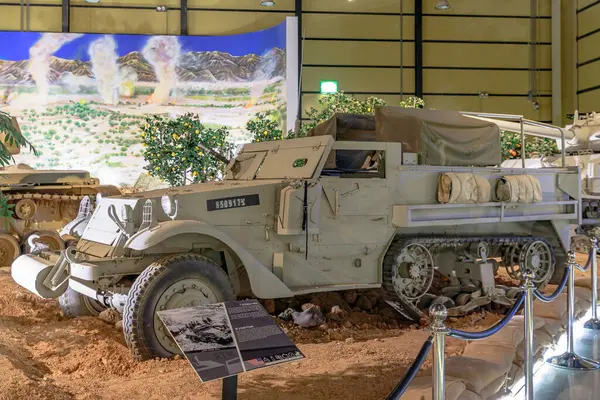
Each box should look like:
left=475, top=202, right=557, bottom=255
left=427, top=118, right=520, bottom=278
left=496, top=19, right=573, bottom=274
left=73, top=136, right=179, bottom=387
left=120, top=205, right=132, bottom=222
left=161, top=195, right=173, bottom=215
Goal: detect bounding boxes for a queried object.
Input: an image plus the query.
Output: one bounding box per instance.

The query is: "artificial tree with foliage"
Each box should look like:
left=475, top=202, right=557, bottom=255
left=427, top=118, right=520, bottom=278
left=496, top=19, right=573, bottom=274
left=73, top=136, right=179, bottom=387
left=246, top=111, right=284, bottom=143
left=141, top=113, right=234, bottom=187
left=0, top=111, right=36, bottom=222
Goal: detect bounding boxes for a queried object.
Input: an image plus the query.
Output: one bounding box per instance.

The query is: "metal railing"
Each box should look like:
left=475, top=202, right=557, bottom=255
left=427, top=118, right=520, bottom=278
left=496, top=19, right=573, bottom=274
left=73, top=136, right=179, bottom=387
left=386, top=242, right=600, bottom=400
left=459, top=111, right=568, bottom=168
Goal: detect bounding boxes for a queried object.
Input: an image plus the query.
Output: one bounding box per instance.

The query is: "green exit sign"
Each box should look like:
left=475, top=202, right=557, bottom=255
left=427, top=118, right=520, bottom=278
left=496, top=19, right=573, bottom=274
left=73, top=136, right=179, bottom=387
left=320, top=80, right=338, bottom=94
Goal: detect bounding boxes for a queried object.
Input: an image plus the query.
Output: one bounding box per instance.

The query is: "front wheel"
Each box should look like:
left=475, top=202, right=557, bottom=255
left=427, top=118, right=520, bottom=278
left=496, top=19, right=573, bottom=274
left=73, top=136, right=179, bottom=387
left=123, top=253, right=235, bottom=361
left=58, top=287, right=106, bottom=317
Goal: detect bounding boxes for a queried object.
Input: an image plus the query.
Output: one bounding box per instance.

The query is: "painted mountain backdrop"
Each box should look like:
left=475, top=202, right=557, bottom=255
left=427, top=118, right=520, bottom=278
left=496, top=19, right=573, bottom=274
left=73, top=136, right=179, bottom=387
left=0, top=22, right=290, bottom=188
left=0, top=48, right=286, bottom=85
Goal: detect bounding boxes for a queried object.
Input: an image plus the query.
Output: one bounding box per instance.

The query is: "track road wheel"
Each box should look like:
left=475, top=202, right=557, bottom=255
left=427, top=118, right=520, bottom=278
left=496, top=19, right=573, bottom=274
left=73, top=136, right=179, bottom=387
left=58, top=287, right=106, bottom=317
left=382, top=239, right=435, bottom=320
left=0, top=233, right=20, bottom=267
left=123, top=253, right=235, bottom=361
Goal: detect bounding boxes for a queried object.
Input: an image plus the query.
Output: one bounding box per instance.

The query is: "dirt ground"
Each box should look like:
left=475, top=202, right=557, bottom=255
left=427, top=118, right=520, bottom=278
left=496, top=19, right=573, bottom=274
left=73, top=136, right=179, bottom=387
left=0, top=252, right=592, bottom=400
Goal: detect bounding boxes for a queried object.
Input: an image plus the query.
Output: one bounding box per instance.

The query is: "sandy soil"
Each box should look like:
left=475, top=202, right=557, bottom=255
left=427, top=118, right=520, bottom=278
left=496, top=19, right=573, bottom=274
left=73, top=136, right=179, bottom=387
left=0, top=252, right=592, bottom=400
left=0, top=268, right=506, bottom=400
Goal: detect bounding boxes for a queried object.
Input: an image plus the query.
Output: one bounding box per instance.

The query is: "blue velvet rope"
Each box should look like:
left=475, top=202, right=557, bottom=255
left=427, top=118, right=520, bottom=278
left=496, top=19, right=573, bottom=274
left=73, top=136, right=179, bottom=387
left=447, top=292, right=526, bottom=341
left=534, top=264, right=571, bottom=303
left=581, top=247, right=594, bottom=272
left=386, top=335, right=434, bottom=400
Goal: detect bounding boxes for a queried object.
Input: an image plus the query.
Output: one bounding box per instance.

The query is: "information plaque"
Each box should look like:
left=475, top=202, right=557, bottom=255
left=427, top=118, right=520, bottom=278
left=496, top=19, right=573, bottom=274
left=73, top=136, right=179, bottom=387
left=158, top=299, right=304, bottom=382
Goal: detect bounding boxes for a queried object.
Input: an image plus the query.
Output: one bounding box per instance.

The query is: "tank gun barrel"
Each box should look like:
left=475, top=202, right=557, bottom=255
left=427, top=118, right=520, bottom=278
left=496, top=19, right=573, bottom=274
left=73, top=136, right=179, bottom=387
left=196, top=142, right=230, bottom=165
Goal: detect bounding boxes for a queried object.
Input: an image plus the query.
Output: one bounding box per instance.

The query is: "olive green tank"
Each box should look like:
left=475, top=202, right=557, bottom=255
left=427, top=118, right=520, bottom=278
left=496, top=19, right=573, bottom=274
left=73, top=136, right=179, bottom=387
left=0, top=117, right=120, bottom=266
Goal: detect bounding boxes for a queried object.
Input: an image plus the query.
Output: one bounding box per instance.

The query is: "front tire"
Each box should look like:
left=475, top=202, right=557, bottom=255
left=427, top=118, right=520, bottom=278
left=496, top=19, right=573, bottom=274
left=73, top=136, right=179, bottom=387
left=58, top=287, right=106, bottom=317
left=123, top=253, right=235, bottom=361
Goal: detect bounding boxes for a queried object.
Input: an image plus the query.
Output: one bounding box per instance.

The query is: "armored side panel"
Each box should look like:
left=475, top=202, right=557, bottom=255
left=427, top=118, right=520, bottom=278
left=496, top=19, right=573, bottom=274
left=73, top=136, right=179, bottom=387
left=0, top=164, right=93, bottom=186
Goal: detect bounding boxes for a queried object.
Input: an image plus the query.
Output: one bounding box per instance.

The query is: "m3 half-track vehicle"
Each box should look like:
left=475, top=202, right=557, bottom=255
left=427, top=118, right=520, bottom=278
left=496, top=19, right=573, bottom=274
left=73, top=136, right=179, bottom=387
left=0, top=117, right=121, bottom=266
left=11, top=107, right=580, bottom=360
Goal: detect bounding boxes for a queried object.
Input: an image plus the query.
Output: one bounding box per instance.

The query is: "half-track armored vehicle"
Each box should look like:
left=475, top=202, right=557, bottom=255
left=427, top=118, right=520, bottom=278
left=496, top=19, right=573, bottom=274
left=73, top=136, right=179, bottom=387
left=11, top=107, right=580, bottom=360
left=0, top=117, right=121, bottom=266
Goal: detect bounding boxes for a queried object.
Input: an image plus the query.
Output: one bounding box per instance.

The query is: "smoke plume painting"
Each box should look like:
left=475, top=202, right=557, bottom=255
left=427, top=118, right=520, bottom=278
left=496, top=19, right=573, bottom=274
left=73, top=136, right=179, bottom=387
left=0, top=22, right=287, bottom=187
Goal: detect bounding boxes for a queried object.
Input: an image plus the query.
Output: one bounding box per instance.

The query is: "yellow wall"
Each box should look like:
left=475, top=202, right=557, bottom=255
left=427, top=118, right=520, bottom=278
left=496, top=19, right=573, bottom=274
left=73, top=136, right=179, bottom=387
left=0, top=0, right=579, bottom=124
left=577, top=0, right=600, bottom=114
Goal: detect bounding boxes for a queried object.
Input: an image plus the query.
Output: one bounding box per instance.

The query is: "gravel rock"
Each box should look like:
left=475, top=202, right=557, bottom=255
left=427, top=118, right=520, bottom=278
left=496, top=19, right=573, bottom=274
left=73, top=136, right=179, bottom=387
left=292, top=307, right=326, bottom=328
left=343, top=290, right=358, bottom=305
left=327, top=305, right=348, bottom=322
left=329, top=331, right=343, bottom=341
left=114, top=320, right=123, bottom=331
left=302, top=303, right=319, bottom=312
left=356, top=296, right=373, bottom=311
left=98, top=309, right=121, bottom=325
left=309, top=292, right=352, bottom=312
left=263, top=299, right=275, bottom=314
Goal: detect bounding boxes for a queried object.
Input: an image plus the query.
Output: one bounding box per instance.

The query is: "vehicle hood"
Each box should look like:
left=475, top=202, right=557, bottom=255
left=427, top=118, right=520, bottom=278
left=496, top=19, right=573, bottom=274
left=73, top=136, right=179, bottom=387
left=79, top=179, right=285, bottom=250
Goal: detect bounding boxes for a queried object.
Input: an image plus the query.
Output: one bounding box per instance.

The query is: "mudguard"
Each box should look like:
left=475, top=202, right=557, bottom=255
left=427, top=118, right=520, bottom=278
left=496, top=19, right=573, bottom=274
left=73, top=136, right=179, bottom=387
left=124, top=220, right=294, bottom=299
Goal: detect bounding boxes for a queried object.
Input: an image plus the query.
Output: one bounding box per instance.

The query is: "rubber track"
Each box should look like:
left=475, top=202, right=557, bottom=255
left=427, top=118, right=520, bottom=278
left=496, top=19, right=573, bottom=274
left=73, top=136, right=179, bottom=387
left=123, top=253, right=234, bottom=361
left=382, top=235, right=558, bottom=321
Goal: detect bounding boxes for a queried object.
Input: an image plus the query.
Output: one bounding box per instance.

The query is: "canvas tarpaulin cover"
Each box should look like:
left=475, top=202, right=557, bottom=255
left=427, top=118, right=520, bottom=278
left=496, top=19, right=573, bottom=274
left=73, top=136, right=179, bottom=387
left=437, top=172, right=492, bottom=204
left=374, top=107, right=502, bottom=166
left=306, top=113, right=376, bottom=169
left=495, top=175, right=543, bottom=203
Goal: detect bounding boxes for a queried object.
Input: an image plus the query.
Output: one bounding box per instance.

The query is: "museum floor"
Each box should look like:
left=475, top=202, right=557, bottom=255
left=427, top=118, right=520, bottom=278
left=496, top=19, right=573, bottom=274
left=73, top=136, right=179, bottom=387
left=519, top=320, right=600, bottom=400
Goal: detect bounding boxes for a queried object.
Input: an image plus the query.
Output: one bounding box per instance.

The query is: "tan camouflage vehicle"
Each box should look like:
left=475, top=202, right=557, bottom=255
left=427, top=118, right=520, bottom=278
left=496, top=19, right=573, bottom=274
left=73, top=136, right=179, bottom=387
left=0, top=118, right=120, bottom=266
left=11, top=107, right=580, bottom=360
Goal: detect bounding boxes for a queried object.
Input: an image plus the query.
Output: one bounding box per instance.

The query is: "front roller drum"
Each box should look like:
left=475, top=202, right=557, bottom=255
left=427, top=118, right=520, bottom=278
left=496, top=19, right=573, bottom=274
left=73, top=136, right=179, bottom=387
left=10, top=252, right=68, bottom=299
left=122, top=253, right=235, bottom=361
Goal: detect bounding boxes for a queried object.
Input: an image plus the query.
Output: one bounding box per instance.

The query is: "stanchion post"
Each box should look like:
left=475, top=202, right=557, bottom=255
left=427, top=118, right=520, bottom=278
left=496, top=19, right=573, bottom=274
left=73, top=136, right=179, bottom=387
left=222, top=375, right=238, bottom=400
left=546, top=251, right=600, bottom=370
left=521, top=270, right=536, bottom=400
left=429, top=303, right=449, bottom=400
left=585, top=237, right=600, bottom=330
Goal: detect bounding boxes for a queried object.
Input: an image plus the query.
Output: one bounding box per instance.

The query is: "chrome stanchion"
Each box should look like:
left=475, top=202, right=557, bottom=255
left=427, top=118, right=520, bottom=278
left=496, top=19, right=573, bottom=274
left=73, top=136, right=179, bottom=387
left=585, top=237, right=600, bottom=330
left=522, top=270, right=536, bottom=400
left=429, top=303, right=449, bottom=400
left=546, top=251, right=600, bottom=370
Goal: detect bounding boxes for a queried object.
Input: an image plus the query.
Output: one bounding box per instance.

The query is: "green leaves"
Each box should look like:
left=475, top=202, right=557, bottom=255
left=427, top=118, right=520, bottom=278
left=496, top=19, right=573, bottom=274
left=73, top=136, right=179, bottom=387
left=0, top=111, right=37, bottom=166
left=140, top=113, right=234, bottom=187
left=0, top=194, right=14, bottom=227
left=500, top=131, right=558, bottom=160
left=246, top=111, right=284, bottom=143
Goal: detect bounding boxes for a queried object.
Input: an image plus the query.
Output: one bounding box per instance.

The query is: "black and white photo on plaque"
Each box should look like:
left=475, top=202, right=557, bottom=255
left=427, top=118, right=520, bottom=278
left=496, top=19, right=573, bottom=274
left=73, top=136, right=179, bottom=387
left=159, top=303, right=234, bottom=352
